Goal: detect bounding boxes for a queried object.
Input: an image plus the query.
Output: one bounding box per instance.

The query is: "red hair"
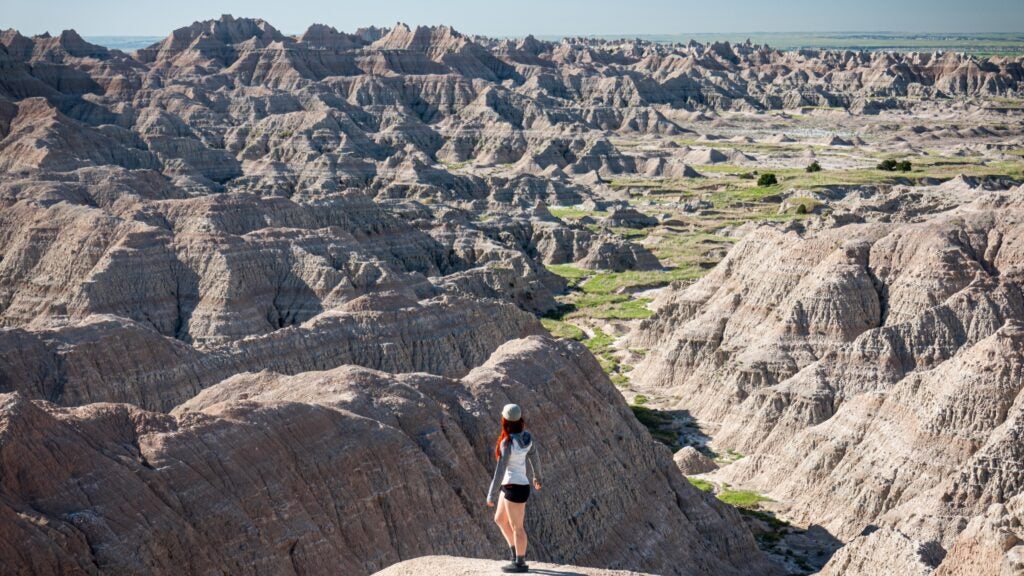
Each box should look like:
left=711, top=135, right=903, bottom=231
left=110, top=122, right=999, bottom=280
left=495, top=416, right=525, bottom=461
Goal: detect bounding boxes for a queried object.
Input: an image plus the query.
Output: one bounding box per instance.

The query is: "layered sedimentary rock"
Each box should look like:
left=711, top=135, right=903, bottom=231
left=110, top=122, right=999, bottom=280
left=632, top=183, right=1024, bottom=573
left=2, top=13, right=1021, bottom=576
left=0, top=291, right=541, bottom=412
left=0, top=337, right=774, bottom=576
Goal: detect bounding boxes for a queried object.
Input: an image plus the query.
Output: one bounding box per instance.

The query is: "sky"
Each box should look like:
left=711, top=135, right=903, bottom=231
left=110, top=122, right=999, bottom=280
left=3, top=0, right=1023, bottom=37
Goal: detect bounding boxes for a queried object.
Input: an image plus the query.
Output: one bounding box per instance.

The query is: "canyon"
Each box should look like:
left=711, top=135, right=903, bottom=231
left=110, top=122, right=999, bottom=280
left=1, top=14, right=1023, bottom=575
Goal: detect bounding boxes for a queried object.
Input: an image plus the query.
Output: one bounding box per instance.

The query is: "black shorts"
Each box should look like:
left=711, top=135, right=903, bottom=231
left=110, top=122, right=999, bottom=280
left=501, top=484, right=530, bottom=503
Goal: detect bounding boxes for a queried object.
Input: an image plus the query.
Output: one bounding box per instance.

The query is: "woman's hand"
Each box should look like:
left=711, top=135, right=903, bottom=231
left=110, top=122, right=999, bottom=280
left=486, top=500, right=495, bottom=508
left=533, top=480, right=542, bottom=491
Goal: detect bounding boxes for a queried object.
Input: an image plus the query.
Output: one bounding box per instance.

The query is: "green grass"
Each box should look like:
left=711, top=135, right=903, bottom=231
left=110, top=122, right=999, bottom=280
left=718, top=487, right=772, bottom=509
left=607, top=226, right=651, bottom=239
left=581, top=268, right=705, bottom=295
left=610, top=373, right=630, bottom=387
left=546, top=264, right=591, bottom=288
left=582, top=326, right=614, bottom=353
left=588, top=298, right=653, bottom=320
left=708, top=184, right=782, bottom=209
left=687, top=478, right=789, bottom=533
left=649, top=232, right=737, bottom=268
left=573, top=292, right=629, bottom=309
left=540, top=318, right=585, bottom=341
left=714, top=449, right=745, bottom=464
left=579, top=327, right=628, bottom=382
left=687, top=477, right=715, bottom=493
left=771, top=160, right=1024, bottom=190
left=608, top=178, right=665, bottom=189
left=686, top=163, right=748, bottom=174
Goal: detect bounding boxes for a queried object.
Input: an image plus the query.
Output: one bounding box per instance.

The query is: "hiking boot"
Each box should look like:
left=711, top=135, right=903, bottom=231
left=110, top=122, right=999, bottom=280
left=501, top=559, right=528, bottom=573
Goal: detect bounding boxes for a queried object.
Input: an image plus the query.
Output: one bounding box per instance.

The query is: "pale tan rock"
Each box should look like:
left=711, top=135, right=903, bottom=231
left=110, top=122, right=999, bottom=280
left=674, top=446, right=718, bottom=475
left=372, top=556, right=656, bottom=576
left=819, top=528, right=942, bottom=576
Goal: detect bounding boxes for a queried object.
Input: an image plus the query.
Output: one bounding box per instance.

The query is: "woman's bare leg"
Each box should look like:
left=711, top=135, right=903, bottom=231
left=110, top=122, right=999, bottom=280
left=493, top=496, right=515, bottom=547
left=505, top=499, right=528, bottom=557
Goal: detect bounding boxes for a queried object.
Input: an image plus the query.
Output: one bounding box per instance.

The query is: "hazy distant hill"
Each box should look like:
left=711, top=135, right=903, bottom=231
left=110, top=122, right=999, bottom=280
left=84, top=32, right=1023, bottom=55
left=85, top=35, right=162, bottom=50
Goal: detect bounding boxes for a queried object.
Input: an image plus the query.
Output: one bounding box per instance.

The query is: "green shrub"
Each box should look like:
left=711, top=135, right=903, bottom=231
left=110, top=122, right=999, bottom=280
left=805, top=161, right=821, bottom=173
left=757, top=173, right=778, bottom=187
left=879, top=159, right=911, bottom=172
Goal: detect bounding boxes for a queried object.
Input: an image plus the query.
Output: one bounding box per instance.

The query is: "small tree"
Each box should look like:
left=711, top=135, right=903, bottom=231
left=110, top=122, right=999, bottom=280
left=757, top=173, right=778, bottom=187
left=806, top=161, right=822, bottom=173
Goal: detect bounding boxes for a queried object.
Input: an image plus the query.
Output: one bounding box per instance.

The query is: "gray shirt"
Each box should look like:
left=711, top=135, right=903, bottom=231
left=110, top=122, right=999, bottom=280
left=487, top=431, right=542, bottom=504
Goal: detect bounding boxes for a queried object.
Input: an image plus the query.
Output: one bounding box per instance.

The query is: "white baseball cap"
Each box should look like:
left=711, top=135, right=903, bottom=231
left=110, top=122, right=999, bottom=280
left=502, top=403, right=522, bottom=421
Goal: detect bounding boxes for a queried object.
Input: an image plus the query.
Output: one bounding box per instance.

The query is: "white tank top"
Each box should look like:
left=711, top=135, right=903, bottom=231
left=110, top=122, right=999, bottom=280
left=501, top=434, right=532, bottom=485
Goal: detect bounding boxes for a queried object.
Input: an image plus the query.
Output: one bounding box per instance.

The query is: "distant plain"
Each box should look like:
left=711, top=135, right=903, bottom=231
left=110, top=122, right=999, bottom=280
left=87, top=31, right=1024, bottom=55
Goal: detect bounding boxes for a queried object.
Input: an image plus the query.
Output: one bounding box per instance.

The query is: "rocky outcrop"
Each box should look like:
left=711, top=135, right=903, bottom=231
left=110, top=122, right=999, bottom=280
left=674, top=446, right=718, bottom=475
left=372, top=556, right=656, bottom=575
left=0, top=291, right=541, bottom=412
left=632, top=183, right=1024, bottom=573
left=602, top=207, right=658, bottom=229
left=0, top=98, right=157, bottom=172
left=0, top=337, right=775, bottom=576
left=818, top=529, right=944, bottom=576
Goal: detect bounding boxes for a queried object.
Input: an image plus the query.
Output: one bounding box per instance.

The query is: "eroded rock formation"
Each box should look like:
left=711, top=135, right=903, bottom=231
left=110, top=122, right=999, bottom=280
left=633, top=182, right=1024, bottom=573
left=0, top=337, right=773, bottom=576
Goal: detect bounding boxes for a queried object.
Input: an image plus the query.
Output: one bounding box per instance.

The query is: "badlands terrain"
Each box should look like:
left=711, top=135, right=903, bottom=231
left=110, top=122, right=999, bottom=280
left=1, top=14, right=1023, bottom=576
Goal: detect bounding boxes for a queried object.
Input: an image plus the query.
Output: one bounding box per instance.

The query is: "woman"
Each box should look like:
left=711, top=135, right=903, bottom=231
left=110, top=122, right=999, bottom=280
left=486, top=403, right=543, bottom=573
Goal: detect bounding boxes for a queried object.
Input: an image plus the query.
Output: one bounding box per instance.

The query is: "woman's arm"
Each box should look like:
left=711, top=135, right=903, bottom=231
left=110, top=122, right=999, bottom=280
left=526, top=440, right=542, bottom=486
left=486, top=441, right=510, bottom=504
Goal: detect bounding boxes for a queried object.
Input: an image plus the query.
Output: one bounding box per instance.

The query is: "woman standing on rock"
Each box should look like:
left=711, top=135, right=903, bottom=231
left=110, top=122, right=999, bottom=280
left=487, top=403, right=543, bottom=573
